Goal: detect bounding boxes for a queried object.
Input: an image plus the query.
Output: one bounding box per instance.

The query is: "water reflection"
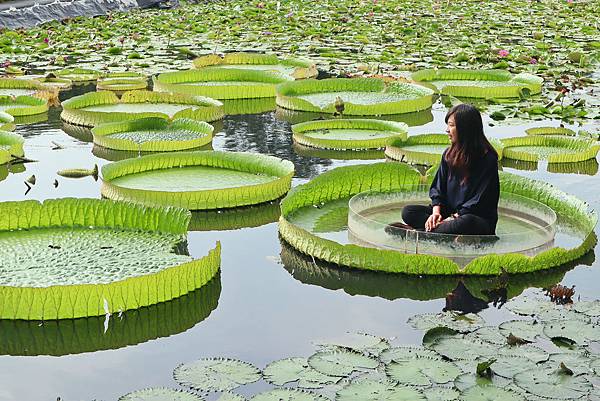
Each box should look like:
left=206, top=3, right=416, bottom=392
left=62, top=122, right=93, bottom=143
left=189, top=201, right=280, bottom=231
left=275, top=107, right=434, bottom=127
left=0, top=276, right=221, bottom=357
left=280, top=240, right=594, bottom=304
left=0, top=163, right=26, bottom=183
left=502, top=157, right=599, bottom=176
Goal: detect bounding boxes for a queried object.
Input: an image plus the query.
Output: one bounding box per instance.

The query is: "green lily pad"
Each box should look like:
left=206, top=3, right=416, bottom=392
left=173, top=358, right=261, bottom=392
left=468, top=327, right=507, bottom=345
left=574, top=301, right=600, bottom=317
left=316, top=333, right=389, bottom=356
left=504, top=297, right=555, bottom=316
left=118, top=387, right=204, bottom=401
left=250, top=389, right=325, bottom=401
left=263, top=357, right=338, bottom=389
left=514, top=368, right=593, bottom=399
left=408, top=312, right=485, bottom=333
left=385, top=358, right=461, bottom=386
left=477, top=356, right=537, bottom=378
left=422, top=387, right=459, bottom=401
left=460, top=385, right=526, bottom=401
left=429, top=338, right=497, bottom=361
left=308, top=350, right=378, bottom=377
left=544, top=320, right=600, bottom=345
left=453, top=373, right=512, bottom=392
left=498, top=320, right=544, bottom=342
left=336, top=378, right=426, bottom=401
left=380, top=346, right=442, bottom=364
left=547, top=353, right=594, bottom=376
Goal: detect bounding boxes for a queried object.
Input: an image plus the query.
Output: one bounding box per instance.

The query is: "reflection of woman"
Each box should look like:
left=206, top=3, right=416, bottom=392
left=401, top=104, right=500, bottom=235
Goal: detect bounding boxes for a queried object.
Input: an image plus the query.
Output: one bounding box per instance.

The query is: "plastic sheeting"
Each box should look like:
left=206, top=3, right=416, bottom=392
left=0, top=0, right=167, bottom=29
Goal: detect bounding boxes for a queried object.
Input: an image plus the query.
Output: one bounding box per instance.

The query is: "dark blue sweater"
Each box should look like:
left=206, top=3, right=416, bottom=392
left=429, top=149, right=500, bottom=232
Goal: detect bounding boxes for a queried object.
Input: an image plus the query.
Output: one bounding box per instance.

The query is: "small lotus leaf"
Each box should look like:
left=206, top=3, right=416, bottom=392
left=498, top=320, right=543, bottom=342
left=385, top=358, right=461, bottom=386
left=408, top=312, right=484, bottom=333
left=250, top=389, right=325, bottom=401
left=505, top=297, right=555, bottom=316
left=263, top=357, right=338, bottom=389
left=308, top=350, right=378, bottom=377
left=498, top=344, right=549, bottom=363
left=478, top=356, right=536, bottom=378
left=468, top=327, right=506, bottom=345
left=429, top=338, right=497, bottom=361
left=317, top=332, right=389, bottom=356
left=336, top=378, right=426, bottom=400
left=453, top=373, right=512, bottom=392
left=422, top=387, right=459, bottom=401
left=380, top=346, right=442, bottom=364
left=548, top=353, right=594, bottom=376
left=216, top=392, right=246, bottom=401
left=574, top=301, right=600, bottom=317
left=174, top=358, right=261, bottom=392
left=514, top=368, right=593, bottom=399
left=543, top=320, right=600, bottom=345
left=460, top=385, right=525, bottom=401
left=118, top=387, right=204, bottom=401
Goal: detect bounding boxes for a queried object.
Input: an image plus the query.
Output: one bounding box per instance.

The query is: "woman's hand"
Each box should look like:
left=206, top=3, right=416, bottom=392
left=425, top=206, right=443, bottom=231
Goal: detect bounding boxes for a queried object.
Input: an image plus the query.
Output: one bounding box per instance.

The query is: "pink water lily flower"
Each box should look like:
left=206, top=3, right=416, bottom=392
left=529, top=57, right=538, bottom=64
left=498, top=49, right=509, bottom=58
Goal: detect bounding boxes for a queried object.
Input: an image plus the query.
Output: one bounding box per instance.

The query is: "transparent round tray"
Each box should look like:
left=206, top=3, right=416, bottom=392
left=348, top=189, right=557, bottom=266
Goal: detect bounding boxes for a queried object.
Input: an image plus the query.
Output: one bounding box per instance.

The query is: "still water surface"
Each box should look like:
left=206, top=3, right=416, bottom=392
left=0, top=85, right=598, bottom=400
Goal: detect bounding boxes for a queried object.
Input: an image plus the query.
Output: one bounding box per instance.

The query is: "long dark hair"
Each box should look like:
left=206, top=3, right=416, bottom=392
left=444, top=104, right=497, bottom=182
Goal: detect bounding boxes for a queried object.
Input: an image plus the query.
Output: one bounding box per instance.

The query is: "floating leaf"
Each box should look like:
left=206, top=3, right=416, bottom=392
left=263, top=357, right=338, bottom=389
left=308, top=350, right=378, bottom=377
left=429, top=338, right=497, bottom=361
left=543, top=320, right=600, bottom=345
left=336, top=378, right=426, bottom=401
left=548, top=353, right=594, bottom=376
left=574, top=301, right=600, bottom=317
left=380, top=346, right=442, bottom=364
left=453, top=372, right=512, bottom=392
left=250, top=389, right=325, bottom=401
left=173, top=358, right=261, bottom=392
left=422, top=387, right=459, bottom=401
left=498, top=320, right=543, bottom=342
left=514, top=368, right=593, bottom=399
left=385, top=358, right=461, bottom=386
left=459, top=385, right=525, bottom=401
left=504, top=297, right=555, bottom=316
left=408, top=312, right=485, bottom=333
left=316, top=332, right=389, bottom=356
left=118, top=387, right=204, bottom=401
left=468, top=327, right=506, bottom=345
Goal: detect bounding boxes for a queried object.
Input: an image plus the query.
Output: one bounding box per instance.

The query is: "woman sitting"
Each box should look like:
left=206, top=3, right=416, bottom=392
left=400, top=103, right=499, bottom=236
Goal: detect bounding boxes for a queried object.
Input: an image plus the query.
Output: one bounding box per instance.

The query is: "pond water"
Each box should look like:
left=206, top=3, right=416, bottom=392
left=0, top=84, right=598, bottom=401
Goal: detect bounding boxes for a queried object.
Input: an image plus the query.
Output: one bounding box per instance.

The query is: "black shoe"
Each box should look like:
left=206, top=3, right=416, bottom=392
left=384, top=222, right=414, bottom=237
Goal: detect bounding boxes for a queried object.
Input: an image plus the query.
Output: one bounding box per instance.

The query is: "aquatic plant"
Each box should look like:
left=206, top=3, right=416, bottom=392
left=276, top=78, right=435, bottom=115
left=385, top=133, right=504, bottom=164
left=525, top=126, right=576, bottom=136
left=97, top=78, right=148, bottom=92
left=411, top=69, right=543, bottom=98
left=0, top=131, right=25, bottom=165
left=101, top=151, right=295, bottom=210
left=188, top=202, right=280, bottom=231
left=278, top=162, right=597, bottom=275
left=0, top=95, right=48, bottom=117
left=154, top=68, right=292, bottom=99
left=0, top=111, right=15, bottom=131
left=0, top=198, right=220, bottom=320
left=0, top=77, right=44, bottom=97
left=91, top=117, right=213, bottom=152
left=501, top=135, right=600, bottom=163
left=61, top=90, right=224, bottom=127
left=291, top=119, right=407, bottom=151
left=193, top=52, right=317, bottom=79
left=55, top=68, right=103, bottom=82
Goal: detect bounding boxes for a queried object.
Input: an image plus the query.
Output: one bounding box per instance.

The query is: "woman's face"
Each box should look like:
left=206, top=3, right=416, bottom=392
left=446, top=114, right=458, bottom=144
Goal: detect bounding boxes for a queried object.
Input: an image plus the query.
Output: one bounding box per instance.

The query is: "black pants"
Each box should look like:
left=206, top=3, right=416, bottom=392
left=401, top=204, right=493, bottom=235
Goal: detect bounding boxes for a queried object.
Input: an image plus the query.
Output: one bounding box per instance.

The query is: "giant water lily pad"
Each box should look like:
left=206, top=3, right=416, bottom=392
left=263, top=357, right=338, bottom=389
left=501, top=136, right=600, bottom=163
left=97, top=78, right=148, bottom=92
left=92, top=117, right=213, bottom=152
left=291, top=119, right=407, bottom=150
left=154, top=68, right=292, bottom=99
left=55, top=68, right=103, bottom=82
left=307, top=350, right=378, bottom=377
left=385, top=134, right=504, bottom=164
left=193, top=53, right=317, bottom=80
left=0, top=198, right=220, bottom=320
left=336, top=378, right=426, bottom=401
left=279, top=162, right=597, bottom=275
left=276, top=78, right=434, bottom=115
left=0, top=111, right=14, bottom=131
left=118, top=387, right=203, bottom=401
left=525, top=127, right=576, bottom=136
left=101, top=151, right=294, bottom=210
left=0, top=78, right=43, bottom=97
left=411, top=69, right=542, bottom=98
left=0, top=95, right=48, bottom=117
left=61, top=90, right=224, bottom=127
left=0, top=130, right=24, bottom=164
left=174, top=358, right=261, bottom=392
